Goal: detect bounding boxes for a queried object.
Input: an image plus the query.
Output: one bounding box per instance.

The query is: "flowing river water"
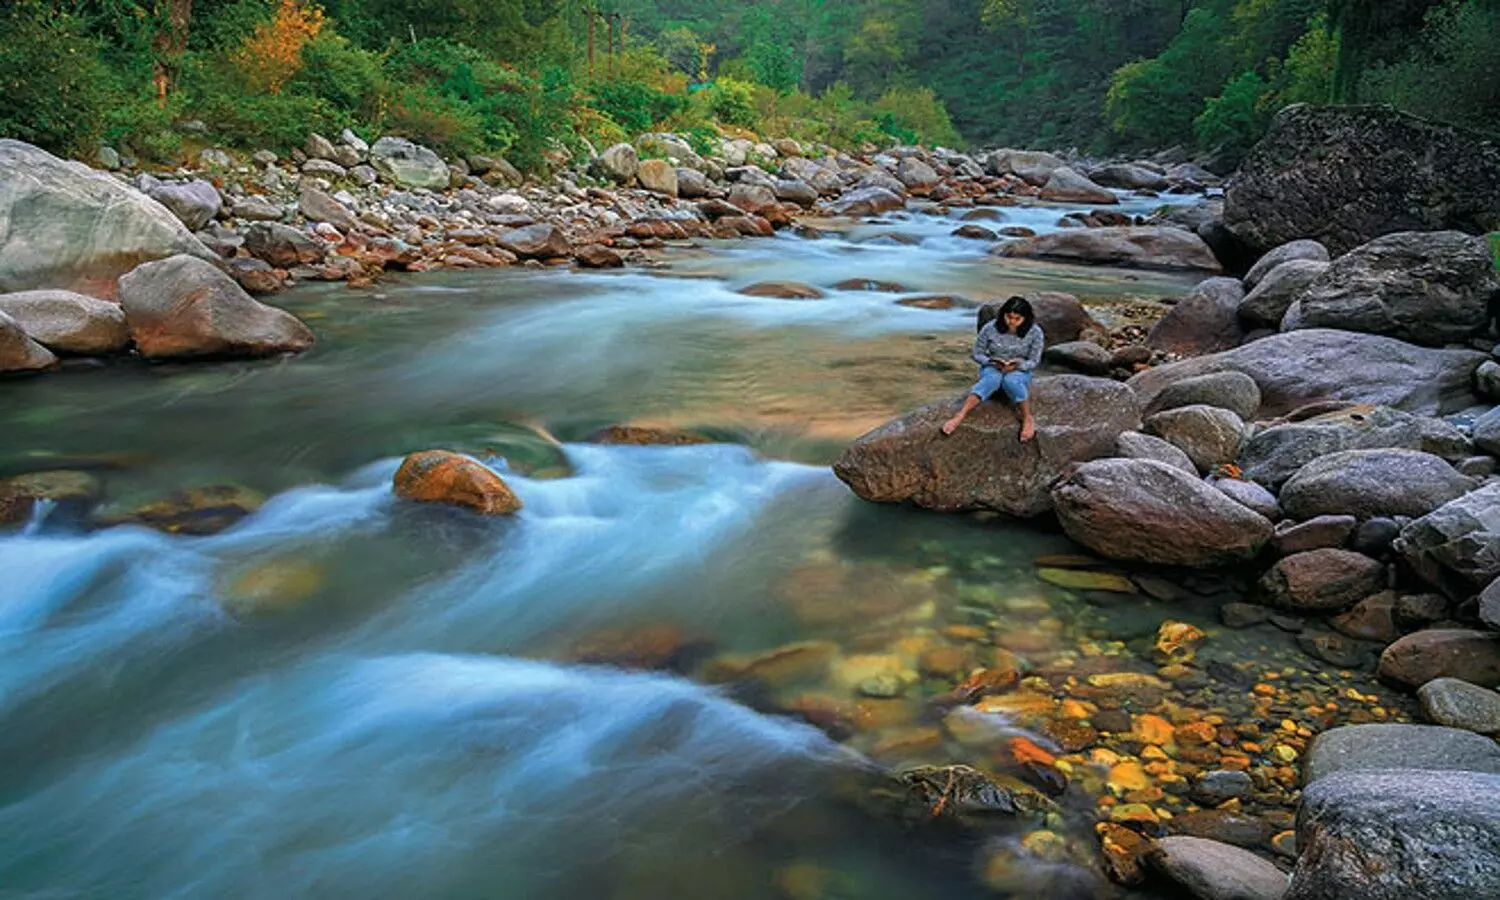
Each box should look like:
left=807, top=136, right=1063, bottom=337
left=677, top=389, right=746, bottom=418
left=0, top=196, right=1415, bottom=898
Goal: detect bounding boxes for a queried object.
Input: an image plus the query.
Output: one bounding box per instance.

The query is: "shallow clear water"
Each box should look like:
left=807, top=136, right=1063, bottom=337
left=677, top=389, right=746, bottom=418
left=0, top=194, right=1342, bottom=899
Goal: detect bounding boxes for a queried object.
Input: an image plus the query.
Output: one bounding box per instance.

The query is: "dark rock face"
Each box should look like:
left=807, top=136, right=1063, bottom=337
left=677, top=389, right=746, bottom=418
left=1293, top=231, right=1500, bottom=346
left=1394, top=483, right=1500, bottom=597
left=1224, top=104, right=1500, bottom=256
left=833, top=376, right=1140, bottom=518
left=1050, top=458, right=1273, bottom=567
left=1129, top=330, right=1487, bottom=420
left=1287, top=769, right=1500, bottom=900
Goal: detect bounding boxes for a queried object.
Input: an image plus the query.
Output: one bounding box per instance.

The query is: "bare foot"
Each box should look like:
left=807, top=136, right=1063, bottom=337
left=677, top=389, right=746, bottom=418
left=941, top=416, right=962, bottom=435
left=1019, top=420, right=1035, bottom=442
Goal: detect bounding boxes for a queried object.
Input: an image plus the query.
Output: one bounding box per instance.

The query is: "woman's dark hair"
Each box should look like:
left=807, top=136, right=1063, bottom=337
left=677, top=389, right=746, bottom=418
left=995, top=295, right=1036, bottom=337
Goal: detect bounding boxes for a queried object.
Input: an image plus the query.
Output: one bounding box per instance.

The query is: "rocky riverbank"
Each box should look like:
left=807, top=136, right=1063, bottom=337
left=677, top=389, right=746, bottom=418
left=832, top=104, right=1500, bottom=899
left=0, top=126, right=1221, bottom=376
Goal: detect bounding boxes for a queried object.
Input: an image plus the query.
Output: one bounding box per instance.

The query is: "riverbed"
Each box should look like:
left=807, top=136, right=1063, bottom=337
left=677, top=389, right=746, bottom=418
left=0, top=196, right=1415, bottom=898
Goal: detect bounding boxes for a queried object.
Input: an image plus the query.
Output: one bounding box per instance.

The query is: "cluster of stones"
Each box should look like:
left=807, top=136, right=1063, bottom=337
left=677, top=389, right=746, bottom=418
left=833, top=105, right=1500, bottom=899
left=2, top=122, right=1236, bottom=377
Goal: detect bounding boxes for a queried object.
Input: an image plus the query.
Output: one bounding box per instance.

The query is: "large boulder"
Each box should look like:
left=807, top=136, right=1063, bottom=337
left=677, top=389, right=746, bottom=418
left=116, top=254, right=315, bottom=359
left=1243, top=239, right=1331, bottom=289
left=140, top=177, right=222, bottom=231
left=1038, top=167, right=1117, bottom=204
left=1303, top=723, right=1500, bottom=784
left=1128, top=330, right=1487, bottom=419
left=895, top=157, right=940, bottom=193
left=1291, top=231, right=1500, bottom=346
left=244, top=222, right=325, bottom=269
left=993, top=226, right=1223, bottom=272
left=1238, top=406, right=1431, bottom=489
left=0, top=290, right=128, bottom=354
left=676, top=168, right=711, bottom=199
left=1238, top=259, right=1328, bottom=328
left=369, top=136, right=449, bottom=190
left=1227, top=105, right=1500, bottom=256
left=636, top=159, right=679, bottom=197
left=496, top=224, right=570, bottom=259
left=0, top=139, right=216, bottom=297
left=0, top=309, right=57, bottom=373
left=1089, top=163, right=1168, bottom=191
left=1143, top=404, right=1246, bottom=473
left=1394, top=482, right=1500, bottom=596
left=1287, top=769, right=1500, bottom=900
left=1380, top=629, right=1500, bottom=689
left=1144, top=370, right=1261, bottom=420
left=1050, top=458, right=1273, bottom=566
left=729, top=183, right=779, bottom=216
left=781, top=157, right=843, bottom=195
left=833, top=376, right=1140, bottom=518
left=1258, top=549, right=1386, bottom=613
left=592, top=143, right=639, bottom=184
left=986, top=149, right=1067, bottom=185
left=297, top=186, right=356, bottom=233
left=1146, top=276, right=1246, bottom=356
left=1280, top=449, right=1476, bottom=520
left=392, top=450, right=522, bottom=515
left=827, top=186, right=905, bottom=217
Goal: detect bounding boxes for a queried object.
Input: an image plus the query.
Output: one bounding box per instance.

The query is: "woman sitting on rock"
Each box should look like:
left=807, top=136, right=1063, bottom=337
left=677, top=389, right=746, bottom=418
left=941, top=295, right=1044, bottom=441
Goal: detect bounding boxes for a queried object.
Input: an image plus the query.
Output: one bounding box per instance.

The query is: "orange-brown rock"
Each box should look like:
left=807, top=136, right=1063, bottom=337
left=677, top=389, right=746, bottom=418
left=737, top=281, right=825, bottom=300
left=1097, top=822, right=1153, bottom=886
left=392, top=450, right=522, bottom=515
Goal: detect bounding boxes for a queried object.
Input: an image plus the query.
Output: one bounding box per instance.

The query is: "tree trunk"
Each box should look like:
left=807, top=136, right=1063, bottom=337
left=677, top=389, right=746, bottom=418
left=153, top=0, right=193, bottom=104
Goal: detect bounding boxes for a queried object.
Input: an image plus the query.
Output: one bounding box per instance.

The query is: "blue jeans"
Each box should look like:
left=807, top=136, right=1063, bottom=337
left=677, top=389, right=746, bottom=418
left=970, top=366, right=1031, bottom=403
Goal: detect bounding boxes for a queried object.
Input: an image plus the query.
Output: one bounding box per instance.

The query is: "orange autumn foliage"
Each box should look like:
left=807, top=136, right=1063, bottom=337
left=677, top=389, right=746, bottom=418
left=234, top=0, right=326, bottom=94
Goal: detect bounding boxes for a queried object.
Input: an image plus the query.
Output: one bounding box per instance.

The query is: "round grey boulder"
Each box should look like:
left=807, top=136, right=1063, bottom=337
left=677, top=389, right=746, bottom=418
left=1144, top=404, right=1246, bottom=473
left=1051, top=458, right=1272, bottom=567
left=1144, top=370, right=1261, bottom=420
left=1419, top=678, right=1500, bottom=736
left=0, top=289, right=128, bottom=355
left=1280, top=449, right=1476, bottom=520
left=1244, top=238, right=1329, bottom=290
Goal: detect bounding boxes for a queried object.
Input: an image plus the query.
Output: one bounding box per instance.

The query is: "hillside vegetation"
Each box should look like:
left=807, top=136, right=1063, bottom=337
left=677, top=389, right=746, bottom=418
left=3, top=0, right=1496, bottom=170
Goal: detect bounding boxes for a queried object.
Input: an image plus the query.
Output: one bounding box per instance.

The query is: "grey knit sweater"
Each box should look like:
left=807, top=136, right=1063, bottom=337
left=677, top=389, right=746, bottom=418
left=971, top=321, right=1045, bottom=371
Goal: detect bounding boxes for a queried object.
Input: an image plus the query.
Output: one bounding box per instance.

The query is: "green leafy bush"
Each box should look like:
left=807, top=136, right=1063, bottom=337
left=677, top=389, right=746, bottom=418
left=1195, top=71, right=1271, bottom=158
left=0, top=4, right=114, bottom=154
left=290, top=31, right=388, bottom=123
left=872, top=86, right=962, bottom=147
left=588, top=80, right=687, bottom=135
left=706, top=78, right=758, bottom=128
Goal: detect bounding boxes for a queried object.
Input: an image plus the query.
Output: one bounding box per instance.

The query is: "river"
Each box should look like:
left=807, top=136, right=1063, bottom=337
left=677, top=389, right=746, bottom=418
left=0, top=195, right=1404, bottom=898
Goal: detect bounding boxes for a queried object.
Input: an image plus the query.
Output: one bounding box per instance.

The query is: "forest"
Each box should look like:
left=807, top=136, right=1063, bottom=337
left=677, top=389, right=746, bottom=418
left=3, top=0, right=1497, bottom=172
